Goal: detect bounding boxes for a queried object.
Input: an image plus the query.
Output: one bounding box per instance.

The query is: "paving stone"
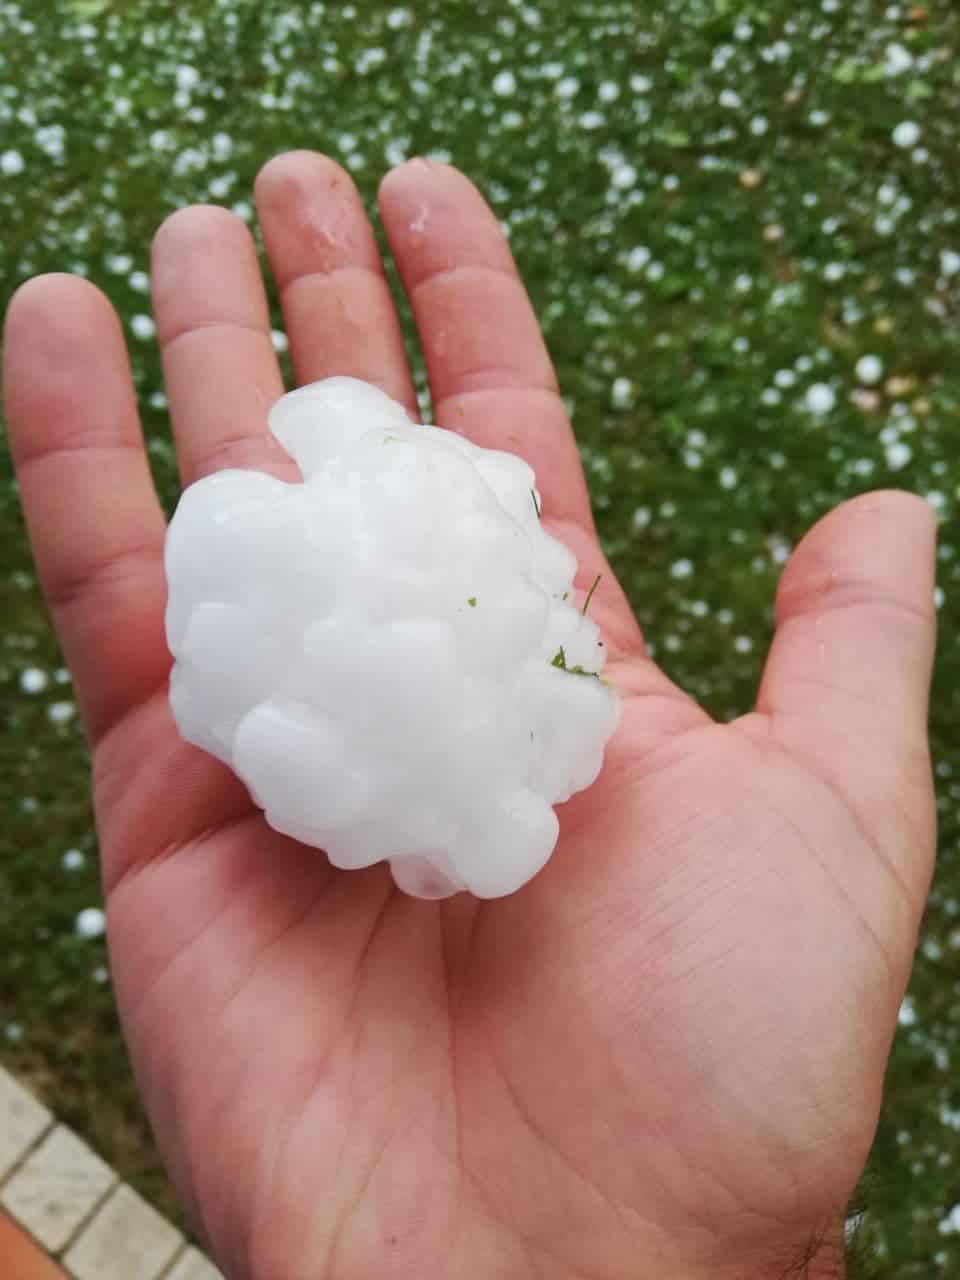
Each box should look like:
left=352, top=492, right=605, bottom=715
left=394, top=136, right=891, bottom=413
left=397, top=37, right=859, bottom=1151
left=0, top=1069, right=54, bottom=1182
left=63, top=1183, right=184, bottom=1280
left=164, top=1245, right=226, bottom=1280
left=0, top=1126, right=115, bottom=1253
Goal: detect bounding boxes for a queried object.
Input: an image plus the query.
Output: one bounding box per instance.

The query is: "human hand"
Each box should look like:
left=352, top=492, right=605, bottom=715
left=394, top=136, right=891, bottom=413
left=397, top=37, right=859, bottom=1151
left=3, top=153, right=936, bottom=1280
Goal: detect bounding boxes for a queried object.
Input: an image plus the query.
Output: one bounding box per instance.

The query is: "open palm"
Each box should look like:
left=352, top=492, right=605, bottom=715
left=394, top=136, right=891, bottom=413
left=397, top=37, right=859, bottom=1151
left=4, top=155, right=936, bottom=1280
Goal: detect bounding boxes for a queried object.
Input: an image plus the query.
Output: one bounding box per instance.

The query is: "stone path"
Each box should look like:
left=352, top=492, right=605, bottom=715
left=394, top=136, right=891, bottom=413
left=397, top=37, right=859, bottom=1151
left=0, top=1067, right=224, bottom=1280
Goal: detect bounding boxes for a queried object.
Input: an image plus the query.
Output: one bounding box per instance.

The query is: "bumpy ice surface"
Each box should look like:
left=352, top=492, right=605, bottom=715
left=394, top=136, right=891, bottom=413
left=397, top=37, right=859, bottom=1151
left=164, top=378, right=620, bottom=899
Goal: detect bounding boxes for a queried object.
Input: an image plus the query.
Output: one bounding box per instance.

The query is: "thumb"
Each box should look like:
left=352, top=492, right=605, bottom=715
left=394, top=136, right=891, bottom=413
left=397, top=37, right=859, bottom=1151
left=756, top=490, right=937, bottom=886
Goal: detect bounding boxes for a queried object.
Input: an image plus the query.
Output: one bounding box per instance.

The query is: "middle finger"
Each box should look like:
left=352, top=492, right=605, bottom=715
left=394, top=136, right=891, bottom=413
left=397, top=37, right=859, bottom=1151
left=254, top=150, right=418, bottom=416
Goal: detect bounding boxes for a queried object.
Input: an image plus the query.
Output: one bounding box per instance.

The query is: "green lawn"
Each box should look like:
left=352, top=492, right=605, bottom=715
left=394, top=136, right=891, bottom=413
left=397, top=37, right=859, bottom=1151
left=1, top=0, right=959, bottom=1270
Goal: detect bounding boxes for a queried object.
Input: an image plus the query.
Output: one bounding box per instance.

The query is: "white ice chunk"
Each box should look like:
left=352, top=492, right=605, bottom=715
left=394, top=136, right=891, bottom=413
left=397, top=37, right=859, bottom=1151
left=389, top=852, right=468, bottom=900
left=531, top=530, right=578, bottom=596
left=269, top=376, right=411, bottom=478
left=234, top=700, right=368, bottom=830
left=164, top=377, right=620, bottom=898
left=472, top=449, right=538, bottom=522
left=453, top=578, right=549, bottom=675
left=168, top=661, right=241, bottom=765
left=459, top=790, right=560, bottom=898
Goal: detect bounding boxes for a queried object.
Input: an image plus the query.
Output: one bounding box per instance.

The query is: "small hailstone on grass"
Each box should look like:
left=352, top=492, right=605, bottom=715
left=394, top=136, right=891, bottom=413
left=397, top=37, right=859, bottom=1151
left=898, top=995, right=917, bottom=1027
left=164, top=378, right=620, bottom=900
left=611, top=163, right=637, bottom=190
left=805, top=383, right=836, bottom=415
left=130, top=314, right=156, bottom=341
left=855, top=355, right=884, bottom=385
left=892, top=121, right=921, bottom=149
left=20, top=667, right=48, bottom=694
left=611, top=376, right=634, bottom=409
left=886, top=441, right=912, bottom=470
left=76, top=908, right=106, bottom=939
left=884, top=43, right=913, bottom=76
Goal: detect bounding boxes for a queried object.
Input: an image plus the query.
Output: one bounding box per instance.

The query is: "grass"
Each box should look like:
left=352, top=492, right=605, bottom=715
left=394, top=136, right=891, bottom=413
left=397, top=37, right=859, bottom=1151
left=1, top=0, right=959, bottom=1267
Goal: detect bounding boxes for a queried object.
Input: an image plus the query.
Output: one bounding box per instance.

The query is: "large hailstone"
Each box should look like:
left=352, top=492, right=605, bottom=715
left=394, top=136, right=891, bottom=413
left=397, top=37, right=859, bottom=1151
left=165, top=378, right=620, bottom=899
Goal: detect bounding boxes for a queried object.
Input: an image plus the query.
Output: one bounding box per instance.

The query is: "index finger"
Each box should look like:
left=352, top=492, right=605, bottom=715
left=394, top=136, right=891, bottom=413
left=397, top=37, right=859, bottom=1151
left=3, top=276, right=169, bottom=746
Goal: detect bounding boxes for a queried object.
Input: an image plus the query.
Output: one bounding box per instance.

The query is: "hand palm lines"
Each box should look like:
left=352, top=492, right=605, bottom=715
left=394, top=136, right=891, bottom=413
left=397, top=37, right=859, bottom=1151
left=105, top=673, right=898, bottom=1263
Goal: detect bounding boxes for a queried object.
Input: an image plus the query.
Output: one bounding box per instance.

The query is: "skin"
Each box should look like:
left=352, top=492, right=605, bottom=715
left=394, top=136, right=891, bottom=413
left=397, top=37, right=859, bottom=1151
left=2, top=153, right=937, bottom=1280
